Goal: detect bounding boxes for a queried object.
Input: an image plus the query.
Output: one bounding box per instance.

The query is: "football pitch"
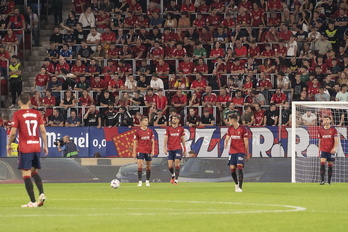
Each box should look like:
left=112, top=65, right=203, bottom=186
left=1, top=182, right=348, bottom=232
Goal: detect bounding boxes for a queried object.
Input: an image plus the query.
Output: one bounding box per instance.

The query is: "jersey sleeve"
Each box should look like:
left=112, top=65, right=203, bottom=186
left=164, top=127, right=168, bottom=136
left=133, top=130, right=139, bottom=140
left=333, top=128, right=338, bottom=137
left=37, top=113, right=44, bottom=126
left=11, top=112, right=19, bottom=128
left=318, top=129, right=322, bottom=139
left=227, top=127, right=231, bottom=136
left=150, top=129, right=155, bottom=139
left=180, top=127, right=185, bottom=137
left=242, top=126, right=248, bottom=138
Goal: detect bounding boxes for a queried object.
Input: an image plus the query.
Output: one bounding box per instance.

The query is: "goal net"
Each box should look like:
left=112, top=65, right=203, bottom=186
left=291, top=101, right=348, bottom=183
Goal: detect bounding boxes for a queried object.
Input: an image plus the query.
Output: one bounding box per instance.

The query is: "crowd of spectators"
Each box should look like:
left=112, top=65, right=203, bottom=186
left=4, top=0, right=348, bottom=128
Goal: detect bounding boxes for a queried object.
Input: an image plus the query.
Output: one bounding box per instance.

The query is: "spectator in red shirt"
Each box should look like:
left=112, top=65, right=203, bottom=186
left=78, top=89, right=94, bottom=106
left=251, top=2, right=265, bottom=27
left=275, top=39, right=288, bottom=57
left=210, top=41, right=225, bottom=59
left=70, top=59, right=86, bottom=77
left=279, top=24, right=293, bottom=42
left=248, top=41, right=260, bottom=57
left=193, top=13, right=205, bottom=29
left=260, top=43, right=275, bottom=57
left=129, top=0, right=143, bottom=15
left=101, top=27, right=116, bottom=46
left=108, top=74, right=124, bottom=93
left=253, top=103, right=265, bottom=126
left=221, top=12, right=235, bottom=29
left=214, top=57, right=227, bottom=74
left=234, top=40, right=248, bottom=58
left=172, top=42, right=187, bottom=59
left=206, top=8, right=221, bottom=28
left=268, top=11, right=281, bottom=26
left=217, top=87, right=232, bottom=111
left=202, top=86, right=218, bottom=106
left=191, top=72, right=207, bottom=93
left=35, top=67, right=50, bottom=92
left=149, top=40, right=165, bottom=61
left=270, top=88, right=287, bottom=104
left=103, top=59, right=117, bottom=80
left=105, top=42, right=119, bottom=59
left=266, top=26, right=280, bottom=42
left=6, top=8, right=25, bottom=42
left=30, top=91, right=43, bottom=109
left=199, top=26, right=214, bottom=45
left=117, top=59, right=133, bottom=78
left=156, top=58, right=170, bottom=78
left=180, top=0, right=195, bottom=13
left=238, top=0, right=252, bottom=10
left=132, top=38, right=147, bottom=60
left=232, top=90, right=244, bottom=106
left=268, top=0, right=282, bottom=11
left=236, top=7, right=251, bottom=27
left=0, top=44, right=10, bottom=68
left=171, top=89, right=188, bottom=113
left=91, top=74, right=107, bottom=94
left=178, top=55, right=194, bottom=74
left=144, top=87, right=157, bottom=108
left=194, top=58, right=209, bottom=74
left=95, top=9, right=110, bottom=31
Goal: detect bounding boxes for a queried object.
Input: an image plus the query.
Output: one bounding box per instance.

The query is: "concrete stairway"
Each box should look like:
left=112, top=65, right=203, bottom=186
left=2, top=0, right=73, bottom=116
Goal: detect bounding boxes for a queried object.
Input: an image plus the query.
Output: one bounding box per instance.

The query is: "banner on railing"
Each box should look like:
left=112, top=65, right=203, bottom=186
left=0, top=126, right=347, bottom=158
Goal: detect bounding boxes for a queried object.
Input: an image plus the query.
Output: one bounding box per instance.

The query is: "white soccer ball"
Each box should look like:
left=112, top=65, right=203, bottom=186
left=110, top=179, right=121, bottom=189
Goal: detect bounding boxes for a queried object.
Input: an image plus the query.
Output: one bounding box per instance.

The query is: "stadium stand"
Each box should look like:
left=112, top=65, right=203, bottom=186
left=1, top=0, right=348, bottom=127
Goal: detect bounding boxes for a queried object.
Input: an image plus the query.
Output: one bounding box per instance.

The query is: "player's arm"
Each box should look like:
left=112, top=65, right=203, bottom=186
left=332, top=135, right=339, bottom=154
left=132, top=138, right=137, bottom=158
left=224, top=135, right=230, bottom=149
left=151, top=138, right=155, bottom=157
left=6, top=127, right=17, bottom=155
left=181, top=135, right=187, bottom=157
left=39, top=124, right=49, bottom=156
left=244, top=137, right=251, bottom=160
left=163, top=135, right=168, bottom=154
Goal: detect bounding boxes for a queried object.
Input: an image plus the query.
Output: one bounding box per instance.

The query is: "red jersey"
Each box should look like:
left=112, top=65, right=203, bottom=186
left=134, top=128, right=154, bottom=154
left=154, top=95, right=167, bottom=110
left=156, top=63, right=170, bottom=73
left=206, top=15, right=221, bottom=27
left=0, top=51, right=10, bottom=68
left=101, top=32, right=116, bottom=43
left=178, top=61, right=194, bottom=74
left=79, top=95, right=93, bottom=106
left=236, top=14, right=251, bottom=25
left=191, top=80, right=207, bottom=89
left=248, top=46, right=260, bottom=57
left=227, top=125, right=248, bottom=154
left=73, top=0, right=85, bottom=13
left=251, top=9, right=264, bottom=27
left=144, top=94, right=157, bottom=104
left=194, top=64, right=208, bottom=73
left=3, top=34, right=18, bottom=43
left=193, top=18, right=206, bottom=28
left=130, top=2, right=143, bottom=13
left=165, top=126, right=185, bottom=151
left=271, top=93, right=287, bottom=104
left=180, top=3, right=195, bottom=12
left=11, top=109, right=44, bottom=153
left=35, top=74, right=50, bottom=87
left=91, top=79, right=107, bottom=89
left=55, top=63, right=70, bottom=73
left=117, top=64, right=132, bottom=74
left=103, top=65, right=117, bottom=74
left=42, top=96, right=56, bottom=106
left=254, top=109, right=265, bottom=125
left=197, top=4, right=209, bottom=12
left=30, top=97, right=42, bottom=107
left=106, top=48, right=119, bottom=57
left=202, top=93, right=217, bottom=103
left=239, top=1, right=252, bottom=10
left=217, top=95, right=232, bottom=105
left=258, top=79, right=272, bottom=88
left=71, top=64, right=86, bottom=75
left=221, top=18, right=235, bottom=27
left=232, top=97, right=244, bottom=105
left=173, top=48, right=187, bottom=57
left=44, top=63, right=55, bottom=74
left=268, top=17, right=281, bottom=26
left=274, top=46, right=287, bottom=56
left=268, top=0, right=282, bottom=10
left=318, top=127, right=338, bottom=153
left=132, top=45, right=146, bottom=58
left=279, top=30, right=293, bottom=41
left=108, top=79, right=124, bottom=88
left=96, top=14, right=110, bottom=29
left=210, top=48, right=225, bottom=58
left=150, top=46, right=165, bottom=58
left=261, top=50, right=275, bottom=57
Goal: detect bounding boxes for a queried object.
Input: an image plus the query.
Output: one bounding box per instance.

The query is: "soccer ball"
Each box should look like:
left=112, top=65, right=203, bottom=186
left=110, top=179, right=120, bottom=189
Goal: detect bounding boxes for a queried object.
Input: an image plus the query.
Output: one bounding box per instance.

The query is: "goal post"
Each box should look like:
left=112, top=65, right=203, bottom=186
left=291, top=101, right=348, bottom=183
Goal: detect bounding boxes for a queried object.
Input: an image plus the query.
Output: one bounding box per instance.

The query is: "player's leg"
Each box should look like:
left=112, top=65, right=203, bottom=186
left=173, top=150, right=182, bottom=184
left=137, top=153, right=144, bottom=186
left=328, top=161, right=334, bottom=185
left=167, top=151, right=175, bottom=183
left=18, top=153, right=37, bottom=207
left=236, top=153, right=246, bottom=192
left=145, top=154, right=152, bottom=187
left=229, top=154, right=238, bottom=185
left=320, top=153, right=327, bottom=185
left=31, top=167, right=46, bottom=207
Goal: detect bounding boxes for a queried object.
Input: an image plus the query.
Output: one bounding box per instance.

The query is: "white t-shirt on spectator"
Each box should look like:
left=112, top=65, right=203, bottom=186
left=150, top=78, right=164, bottom=89
left=286, top=41, right=298, bottom=56
left=302, top=113, right=317, bottom=125
left=336, top=91, right=348, bottom=102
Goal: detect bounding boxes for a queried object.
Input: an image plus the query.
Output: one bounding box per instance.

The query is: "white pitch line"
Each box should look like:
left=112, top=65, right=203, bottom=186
left=0, top=200, right=306, bottom=217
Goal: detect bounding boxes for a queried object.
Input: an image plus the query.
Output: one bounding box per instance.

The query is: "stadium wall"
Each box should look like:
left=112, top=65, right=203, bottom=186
left=1, top=126, right=348, bottom=158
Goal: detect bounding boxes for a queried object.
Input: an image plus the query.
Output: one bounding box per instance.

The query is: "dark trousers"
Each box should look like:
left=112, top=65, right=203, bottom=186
left=52, top=1, right=63, bottom=25
left=9, top=79, right=22, bottom=105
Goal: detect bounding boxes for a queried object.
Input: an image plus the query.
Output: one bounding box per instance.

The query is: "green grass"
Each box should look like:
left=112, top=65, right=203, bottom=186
left=1, top=183, right=348, bottom=232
